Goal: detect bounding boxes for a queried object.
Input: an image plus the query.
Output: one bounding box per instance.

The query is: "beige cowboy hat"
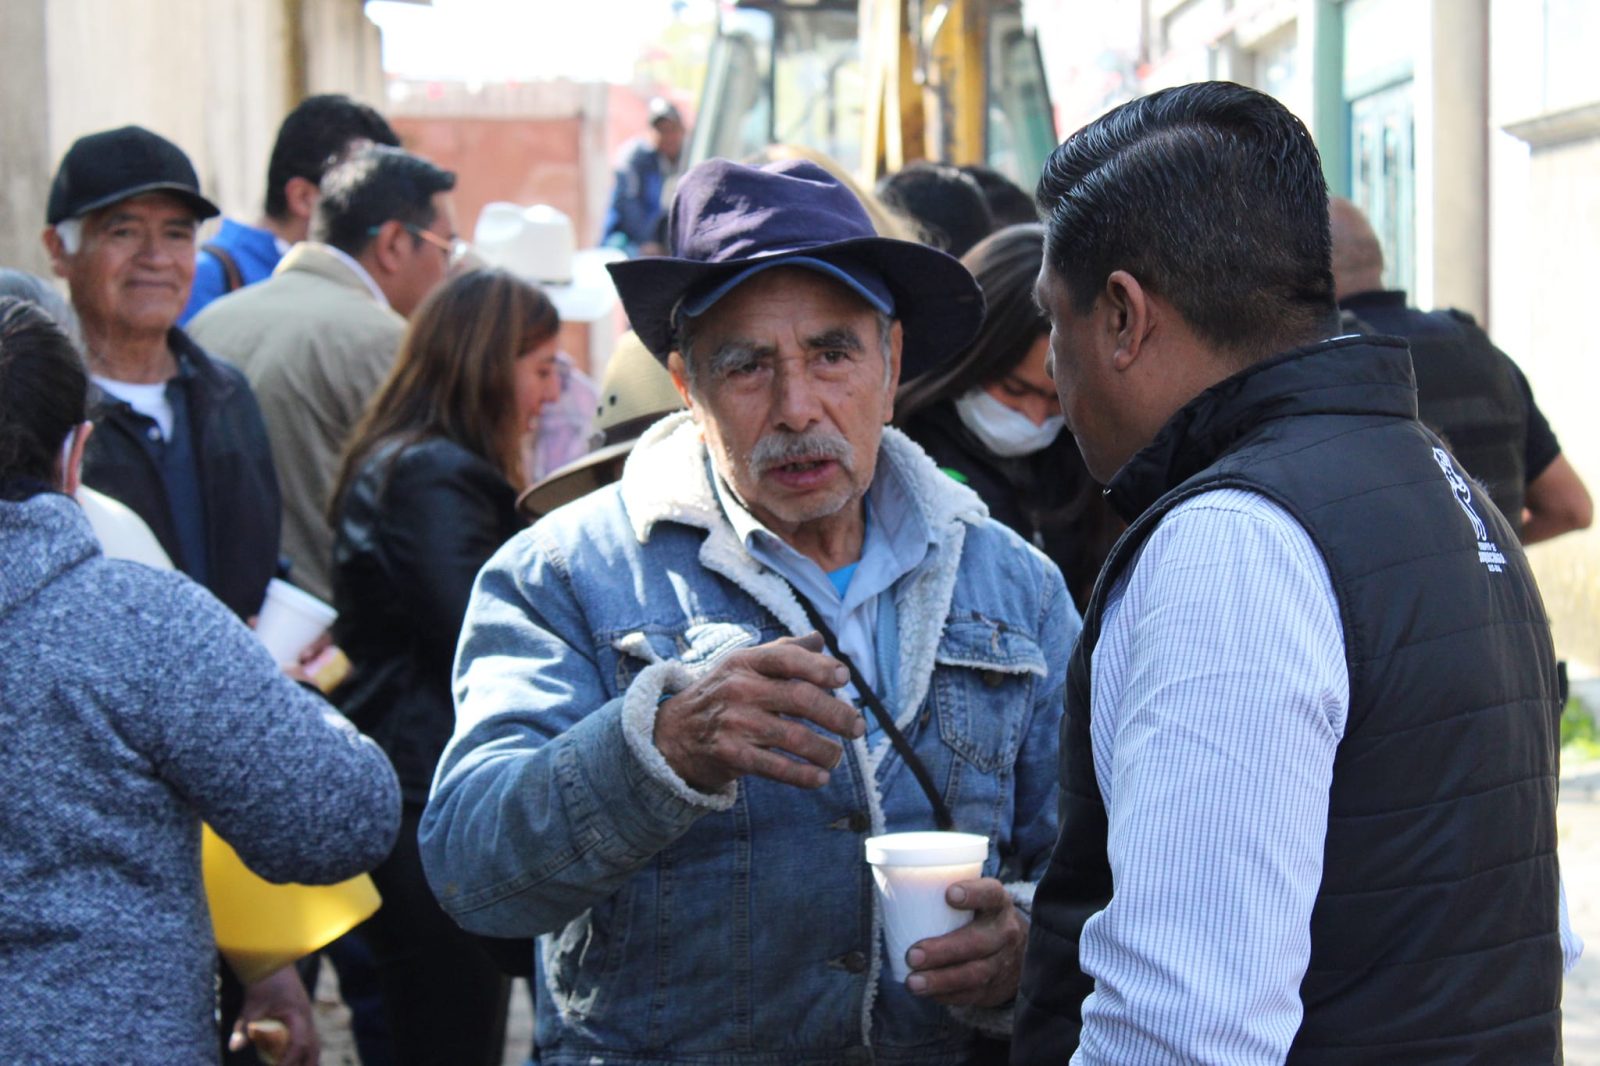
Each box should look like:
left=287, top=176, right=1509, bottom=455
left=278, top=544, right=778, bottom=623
left=516, top=330, right=685, bottom=521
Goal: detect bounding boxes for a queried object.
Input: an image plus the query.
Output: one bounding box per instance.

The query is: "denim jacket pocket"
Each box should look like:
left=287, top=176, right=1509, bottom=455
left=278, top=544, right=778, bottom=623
left=608, top=620, right=763, bottom=692
left=930, top=617, right=1045, bottom=773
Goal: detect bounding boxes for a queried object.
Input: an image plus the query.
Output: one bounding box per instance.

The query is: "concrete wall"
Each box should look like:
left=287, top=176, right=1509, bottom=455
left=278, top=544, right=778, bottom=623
left=1487, top=0, right=1600, bottom=671
left=1, top=0, right=385, bottom=277
left=0, top=0, right=51, bottom=276
left=1419, top=0, right=1489, bottom=318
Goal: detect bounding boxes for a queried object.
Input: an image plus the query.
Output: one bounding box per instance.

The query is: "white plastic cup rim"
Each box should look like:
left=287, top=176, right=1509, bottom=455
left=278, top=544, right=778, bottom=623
left=262, top=578, right=337, bottom=622
left=254, top=578, right=337, bottom=667
left=864, top=831, right=989, bottom=868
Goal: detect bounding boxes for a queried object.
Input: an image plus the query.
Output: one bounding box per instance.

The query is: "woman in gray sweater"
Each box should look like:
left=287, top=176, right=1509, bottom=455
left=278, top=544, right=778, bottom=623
left=0, top=295, right=401, bottom=1063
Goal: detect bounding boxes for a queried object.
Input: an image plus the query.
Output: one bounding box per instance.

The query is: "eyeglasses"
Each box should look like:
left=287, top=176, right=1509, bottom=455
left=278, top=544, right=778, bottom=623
left=367, top=223, right=470, bottom=267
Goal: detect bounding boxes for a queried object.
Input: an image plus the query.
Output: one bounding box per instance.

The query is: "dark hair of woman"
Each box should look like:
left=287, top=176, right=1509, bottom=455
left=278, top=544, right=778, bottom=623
left=331, top=268, right=559, bottom=518
left=896, top=223, right=1048, bottom=421
left=0, top=296, right=87, bottom=501
left=892, top=224, right=1121, bottom=609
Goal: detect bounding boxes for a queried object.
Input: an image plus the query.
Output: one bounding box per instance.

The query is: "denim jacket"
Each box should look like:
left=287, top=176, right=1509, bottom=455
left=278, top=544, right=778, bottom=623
left=420, top=415, right=1078, bottom=1066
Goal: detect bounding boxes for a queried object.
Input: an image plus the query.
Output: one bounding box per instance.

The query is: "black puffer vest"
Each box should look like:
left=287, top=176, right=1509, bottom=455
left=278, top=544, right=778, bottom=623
left=1343, top=292, right=1529, bottom=538
left=1013, top=337, right=1562, bottom=1064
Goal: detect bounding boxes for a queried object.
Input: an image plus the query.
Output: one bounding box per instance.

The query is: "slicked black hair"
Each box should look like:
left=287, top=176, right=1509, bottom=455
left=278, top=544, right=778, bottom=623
left=1036, top=81, right=1339, bottom=361
left=314, top=146, right=456, bottom=258
left=264, top=94, right=400, bottom=219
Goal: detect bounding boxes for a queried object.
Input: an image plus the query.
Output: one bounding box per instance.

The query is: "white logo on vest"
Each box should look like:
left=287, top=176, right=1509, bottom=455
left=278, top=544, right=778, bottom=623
left=1432, top=446, right=1506, bottom=572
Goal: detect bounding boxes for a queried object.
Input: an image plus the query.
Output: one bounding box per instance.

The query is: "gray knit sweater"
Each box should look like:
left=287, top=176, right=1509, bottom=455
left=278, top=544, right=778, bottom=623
left=0, top=492, right=401, bottom=1063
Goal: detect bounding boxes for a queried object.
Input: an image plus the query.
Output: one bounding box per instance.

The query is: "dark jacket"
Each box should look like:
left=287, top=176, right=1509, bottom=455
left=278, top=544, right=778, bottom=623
left=82, top=329, right=280, bottom=620
left=330, top=436, right=520, bottom=803
left=899, top=400, right=1117, bottom=610
left=1341, top=290, right=1531, bottom=536
left=1015, top=336, right=1562, bottom=1064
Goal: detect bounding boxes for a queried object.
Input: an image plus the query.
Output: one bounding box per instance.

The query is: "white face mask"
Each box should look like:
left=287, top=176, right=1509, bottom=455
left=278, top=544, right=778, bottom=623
left=953, top=388, right=1066, bottom=457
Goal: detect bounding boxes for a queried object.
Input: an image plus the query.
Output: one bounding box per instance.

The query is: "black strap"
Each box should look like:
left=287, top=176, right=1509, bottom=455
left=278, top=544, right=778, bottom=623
left=202, top=242, right=244, bottom=294
left=791, top=594, right=954, bottom=831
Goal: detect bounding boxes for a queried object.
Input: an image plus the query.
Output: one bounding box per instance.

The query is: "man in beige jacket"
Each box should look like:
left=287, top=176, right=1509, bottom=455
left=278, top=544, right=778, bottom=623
left=191, top=145, right=458, bottom=599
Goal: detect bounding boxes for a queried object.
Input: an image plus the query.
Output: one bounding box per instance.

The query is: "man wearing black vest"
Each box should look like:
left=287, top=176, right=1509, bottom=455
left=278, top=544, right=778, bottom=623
left=1013, top=81, right=1574, bottom=1064
left=1329, top=196, right=1592, bottom=545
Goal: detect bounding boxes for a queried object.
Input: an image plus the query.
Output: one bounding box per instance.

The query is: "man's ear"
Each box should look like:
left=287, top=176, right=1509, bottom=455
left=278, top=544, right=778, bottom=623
left=41, top=226, right=70, bottom=279
left=284, top=177, right=320, bottom=225
left=665, top=351, right=700, bottom=422
left=881, top=319, right=904, bottom=424
left=1104, top=269, right=1155, bottom=373
left=59, top=420, right=94, bottom=496
left=366, top=219, right=410, bottom=277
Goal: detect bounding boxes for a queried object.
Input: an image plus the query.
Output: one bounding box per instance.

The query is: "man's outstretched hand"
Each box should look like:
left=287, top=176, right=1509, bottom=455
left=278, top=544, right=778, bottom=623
left=654, top=633, right=866, bottom=792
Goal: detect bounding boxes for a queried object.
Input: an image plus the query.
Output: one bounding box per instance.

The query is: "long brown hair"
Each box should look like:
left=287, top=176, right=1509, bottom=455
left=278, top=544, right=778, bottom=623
left=330, top=268, right=559, bottom=516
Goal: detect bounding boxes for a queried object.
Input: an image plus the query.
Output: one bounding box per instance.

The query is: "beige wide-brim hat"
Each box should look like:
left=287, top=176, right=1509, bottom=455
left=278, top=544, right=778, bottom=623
left=473, top=201, right=624, bottom=323
left=517, top=330, right=686, bottom=520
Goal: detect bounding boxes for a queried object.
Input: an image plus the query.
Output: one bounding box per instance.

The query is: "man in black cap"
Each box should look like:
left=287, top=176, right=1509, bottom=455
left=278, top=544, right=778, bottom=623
left=40, top=124, right=308, bottom=1064
left=600, top=96, right=686, bottom=256
left=42, top=125, right=280, bottom=623
left=421, top=157, right=1078, bottom=1065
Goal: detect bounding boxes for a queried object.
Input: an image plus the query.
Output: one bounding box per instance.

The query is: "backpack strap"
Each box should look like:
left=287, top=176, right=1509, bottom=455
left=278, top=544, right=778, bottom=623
left=201, top=242, right=244, bottom=294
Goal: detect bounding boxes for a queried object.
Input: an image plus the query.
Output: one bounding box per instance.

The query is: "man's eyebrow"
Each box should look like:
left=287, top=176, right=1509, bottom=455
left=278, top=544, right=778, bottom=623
left=706, top=339, right=773, bottom=376
left=803, top=327, right=866, bottom=352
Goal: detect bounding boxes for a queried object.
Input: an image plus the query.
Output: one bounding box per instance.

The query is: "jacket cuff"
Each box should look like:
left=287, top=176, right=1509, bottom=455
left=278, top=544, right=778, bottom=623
left=619, top=660, right=738, bottom=812
left=1005, top=878, right=1036, bottom=919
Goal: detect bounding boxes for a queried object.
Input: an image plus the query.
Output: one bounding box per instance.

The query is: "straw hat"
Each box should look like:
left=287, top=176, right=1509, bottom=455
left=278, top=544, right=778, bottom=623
left=516, top=331, right=686, bottom=520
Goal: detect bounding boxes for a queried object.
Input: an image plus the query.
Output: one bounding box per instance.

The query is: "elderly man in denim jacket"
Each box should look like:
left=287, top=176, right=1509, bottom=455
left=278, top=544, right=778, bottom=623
left=420, top=159, right=1079, bottom=1066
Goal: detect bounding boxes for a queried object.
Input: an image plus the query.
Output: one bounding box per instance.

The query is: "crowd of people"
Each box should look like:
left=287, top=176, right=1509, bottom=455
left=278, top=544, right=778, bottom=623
left=0, top=76, right=1590, bottom=1066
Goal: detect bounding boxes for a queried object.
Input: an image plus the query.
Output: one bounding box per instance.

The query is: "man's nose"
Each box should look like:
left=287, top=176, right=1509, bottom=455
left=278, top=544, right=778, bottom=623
left=134, top=232, right=182, bottom=266
left=771, top=361, right=822, bottom=430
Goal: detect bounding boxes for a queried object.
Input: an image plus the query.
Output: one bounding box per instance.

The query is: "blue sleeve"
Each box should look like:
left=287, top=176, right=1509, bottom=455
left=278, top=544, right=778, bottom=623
left=179, top=251, right=227, bottom=326
left=122, top=572, right=401, bottom=884
left=417, top=527, right=731, bottom=938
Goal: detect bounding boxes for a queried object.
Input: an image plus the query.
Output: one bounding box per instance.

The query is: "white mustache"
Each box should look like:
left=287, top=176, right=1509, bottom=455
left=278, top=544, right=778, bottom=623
left=749, top=430, right=855, bottom=477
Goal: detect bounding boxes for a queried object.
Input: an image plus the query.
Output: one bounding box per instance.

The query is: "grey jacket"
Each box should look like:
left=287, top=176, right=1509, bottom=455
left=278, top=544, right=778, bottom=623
left=0, top=492, right=401, bottom=1063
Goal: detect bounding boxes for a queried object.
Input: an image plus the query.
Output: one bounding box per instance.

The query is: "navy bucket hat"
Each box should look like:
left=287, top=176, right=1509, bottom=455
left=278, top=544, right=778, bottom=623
left=606, top=158, right=985, bottom=381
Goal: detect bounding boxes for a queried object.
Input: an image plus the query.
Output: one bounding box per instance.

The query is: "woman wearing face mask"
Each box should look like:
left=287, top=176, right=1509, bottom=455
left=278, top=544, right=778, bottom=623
left=0, top=295, right=400, bottom=1063
left=328, top=269, right=563, bottom=1066
left=896, top=224, right=1120, bottom=609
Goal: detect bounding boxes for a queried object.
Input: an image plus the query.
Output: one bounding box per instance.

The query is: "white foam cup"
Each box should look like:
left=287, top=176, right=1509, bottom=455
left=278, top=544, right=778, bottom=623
left=864, top=831, right=989, bottom=982
left=254, top=578, right=337, bottom=668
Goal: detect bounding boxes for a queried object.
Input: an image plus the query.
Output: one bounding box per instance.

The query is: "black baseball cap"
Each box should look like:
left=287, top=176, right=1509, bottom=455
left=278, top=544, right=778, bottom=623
left=46, top=125, right=220, bottom=225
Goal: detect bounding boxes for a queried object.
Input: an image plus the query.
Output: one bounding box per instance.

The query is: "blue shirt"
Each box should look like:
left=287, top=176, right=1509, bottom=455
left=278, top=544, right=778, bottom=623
left=179, top=218, right=287, bottom=325
left=712, top=455, right=935, bottom=729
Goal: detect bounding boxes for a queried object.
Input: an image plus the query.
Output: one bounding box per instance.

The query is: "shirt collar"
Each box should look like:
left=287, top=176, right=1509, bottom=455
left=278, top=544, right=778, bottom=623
left=709, top=443, right=935, bottom=601
left=319, top=243, right=389, bottom=308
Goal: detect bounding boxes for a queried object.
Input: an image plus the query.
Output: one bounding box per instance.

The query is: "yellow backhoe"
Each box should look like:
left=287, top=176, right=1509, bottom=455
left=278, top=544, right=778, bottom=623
left=690, top=0, right=1057, bottom=186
